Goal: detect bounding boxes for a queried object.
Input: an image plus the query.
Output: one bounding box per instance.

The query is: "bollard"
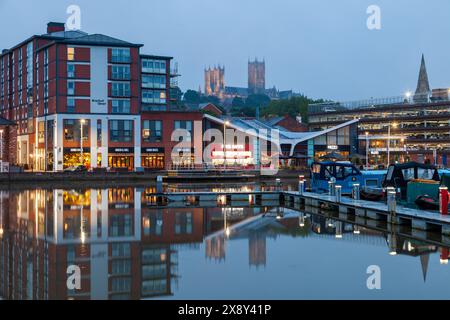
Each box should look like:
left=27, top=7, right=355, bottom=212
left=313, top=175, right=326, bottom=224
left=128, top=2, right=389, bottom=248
left=335, top=185, right=342, bottom=203
left=440, top=247, right=449, bottom=265
left=276, top=178, right=281, bottom=191
left=328, top=180, right=335, bottom=196
left=299, top=212, right=305, bottom=227
left=352, top=183, right=360, bottom=200
left=439, top=186, right=449, bottom=215
left=299, top=180, right=305, bottom=195
left=387, top=190, right=396, bottom=214
left=156, top=176, right=163, bottom=194
left=385, top=186, right=395, bottom=204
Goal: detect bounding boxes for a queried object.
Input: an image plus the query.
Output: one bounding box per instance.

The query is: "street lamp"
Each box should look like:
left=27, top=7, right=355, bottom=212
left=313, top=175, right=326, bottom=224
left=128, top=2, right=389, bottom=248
left=80, top=119, right=86, bottom=166
left=405, top=91, right=412, bottom=103
left=387, top=122, right=398, bottom=167
left=223, top=120, right=230, bottom=171
left=365, top=131, right=369, bottom=169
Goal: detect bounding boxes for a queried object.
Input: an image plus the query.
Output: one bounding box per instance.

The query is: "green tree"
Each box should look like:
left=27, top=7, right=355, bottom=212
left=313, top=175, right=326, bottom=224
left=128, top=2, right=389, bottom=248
left=232, top=96, right=245, bottom=108
left=262, top=95, right=324, bottom=123
left=245, top=94, right=271, bottom=108
left=183, top=89, right=200, bottom=104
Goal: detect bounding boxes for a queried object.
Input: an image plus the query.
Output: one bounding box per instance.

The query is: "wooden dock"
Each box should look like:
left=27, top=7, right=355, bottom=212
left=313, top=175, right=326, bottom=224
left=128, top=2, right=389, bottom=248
left=284, top=191, right=450, bottom=242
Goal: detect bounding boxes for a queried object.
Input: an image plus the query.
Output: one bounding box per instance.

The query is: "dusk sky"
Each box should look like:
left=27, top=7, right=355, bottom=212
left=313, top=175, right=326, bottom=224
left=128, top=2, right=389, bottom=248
left=1, top=0, right=449, bottom=101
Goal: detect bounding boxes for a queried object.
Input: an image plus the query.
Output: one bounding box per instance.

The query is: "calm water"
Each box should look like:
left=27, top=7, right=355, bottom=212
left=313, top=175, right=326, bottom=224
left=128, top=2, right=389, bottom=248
left=0, top=182, right=449, bottom=300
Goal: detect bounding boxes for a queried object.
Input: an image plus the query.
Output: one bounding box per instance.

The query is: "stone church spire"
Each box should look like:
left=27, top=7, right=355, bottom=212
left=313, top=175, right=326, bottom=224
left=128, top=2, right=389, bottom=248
left=414, top=54, right=431, bottom=103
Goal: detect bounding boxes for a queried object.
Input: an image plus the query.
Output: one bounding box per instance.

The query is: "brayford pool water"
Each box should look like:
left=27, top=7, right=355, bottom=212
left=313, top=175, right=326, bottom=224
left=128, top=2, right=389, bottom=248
left=0, top=182, right=449, bottom=300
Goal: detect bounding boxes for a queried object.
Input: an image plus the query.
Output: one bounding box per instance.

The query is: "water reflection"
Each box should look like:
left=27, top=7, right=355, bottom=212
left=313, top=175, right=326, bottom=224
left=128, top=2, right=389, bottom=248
left=0, top=187, right=448, bottom=300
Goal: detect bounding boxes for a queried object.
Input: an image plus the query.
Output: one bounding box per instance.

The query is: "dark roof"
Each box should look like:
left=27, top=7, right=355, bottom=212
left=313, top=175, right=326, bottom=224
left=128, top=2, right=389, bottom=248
left=57, top=33, right=142, bottom=47
left=140, top=54, right=173, bottom=60
left=389, top=161, right=436, bottom=170
left=0, top=117, right=16, bottom=126
left=264, top=116, right=285, bottom=126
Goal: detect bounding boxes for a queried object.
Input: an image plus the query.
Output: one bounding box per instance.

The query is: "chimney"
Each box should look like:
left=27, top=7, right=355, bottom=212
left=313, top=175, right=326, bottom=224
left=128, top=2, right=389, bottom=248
left=47, top=22, right=65, bottom=34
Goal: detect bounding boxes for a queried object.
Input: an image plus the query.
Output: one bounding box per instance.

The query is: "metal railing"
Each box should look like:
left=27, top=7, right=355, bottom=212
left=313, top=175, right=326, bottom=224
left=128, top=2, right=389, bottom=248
left=308, top=94, right=450, bottom=114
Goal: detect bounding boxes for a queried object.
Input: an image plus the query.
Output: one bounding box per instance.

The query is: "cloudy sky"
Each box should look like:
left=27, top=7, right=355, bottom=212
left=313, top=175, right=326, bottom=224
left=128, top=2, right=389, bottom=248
left=0, top=0, right=449, bottom=101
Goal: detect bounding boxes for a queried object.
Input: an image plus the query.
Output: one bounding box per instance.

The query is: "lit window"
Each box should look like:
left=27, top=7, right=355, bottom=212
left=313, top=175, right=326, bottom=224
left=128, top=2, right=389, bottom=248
left=67, top=47, right=75, bottom=61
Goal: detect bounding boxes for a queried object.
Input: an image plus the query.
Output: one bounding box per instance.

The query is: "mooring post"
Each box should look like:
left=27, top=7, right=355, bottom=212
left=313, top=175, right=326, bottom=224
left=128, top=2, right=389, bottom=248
left=276, top=178, right=281, bottom=192
left=299, top=212, right=305, bottom=227
left=440, top=247, right=449, bottom=265
left=387, top=190, right=396, bottom=222
left=298, top=175, right=305, bottom=194
left=352, top=183, right=360, bottom=200
left=299, top=179, right=304, bottom=195
left=439, top=186, right=449, bottom=215
left=156, top=176, right=163, bottom=194
left=335, top=185, right=342, bottom=203
left=328, top=180, right=335, bottom=196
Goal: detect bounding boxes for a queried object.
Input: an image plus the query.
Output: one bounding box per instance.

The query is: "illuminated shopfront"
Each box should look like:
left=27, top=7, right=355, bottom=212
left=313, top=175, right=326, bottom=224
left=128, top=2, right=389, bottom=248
left=108, top=147, right=134, bottom=170
left=141, top=147, right=165, bottom=169
left=211, top=144, right=254, bottom=167
left=172, top=147, right=196, bottom=167
left=63, top=148, right=91, bottom=168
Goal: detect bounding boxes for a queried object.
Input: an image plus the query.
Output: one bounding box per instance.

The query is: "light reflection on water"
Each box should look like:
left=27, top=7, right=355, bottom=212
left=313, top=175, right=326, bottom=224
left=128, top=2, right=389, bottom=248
left=0, top=183, right=449, bottom=300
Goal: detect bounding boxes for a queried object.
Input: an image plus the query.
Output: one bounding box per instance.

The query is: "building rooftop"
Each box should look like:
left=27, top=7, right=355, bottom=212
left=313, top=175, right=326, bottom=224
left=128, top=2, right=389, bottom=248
left=204, top=113, right=358, bottom=144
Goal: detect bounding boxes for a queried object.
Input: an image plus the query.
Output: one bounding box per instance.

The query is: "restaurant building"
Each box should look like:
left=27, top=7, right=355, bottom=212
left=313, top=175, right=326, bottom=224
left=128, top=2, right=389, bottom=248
left=0, top=22, right=203, bottom=172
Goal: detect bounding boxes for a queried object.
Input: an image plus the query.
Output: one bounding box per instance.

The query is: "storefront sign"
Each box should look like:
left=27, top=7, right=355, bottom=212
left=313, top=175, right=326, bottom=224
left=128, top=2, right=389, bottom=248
left=173, top=147, right=195, bottom=153
left=142, top=147, right=164, bottom=154
left=108, top=147, right=133, bottom=154
left=327, top=145, right=338, bottom=150
left=63, top=147, right=90, bottom=153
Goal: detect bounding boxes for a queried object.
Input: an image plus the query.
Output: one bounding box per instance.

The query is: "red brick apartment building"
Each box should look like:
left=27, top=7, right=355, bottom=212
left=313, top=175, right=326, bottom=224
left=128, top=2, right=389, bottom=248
left=0, top=22, right=202, bottom=171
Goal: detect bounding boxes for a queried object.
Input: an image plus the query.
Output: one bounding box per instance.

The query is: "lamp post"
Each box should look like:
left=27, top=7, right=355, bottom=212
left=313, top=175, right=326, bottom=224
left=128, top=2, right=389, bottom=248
left=223, top=120, right=230, bottom=172
left=405, top=91, right=412, bottom=104
left=80, top=119, right=85, bottom=166
left=365, top=131, right=369, bottom=169
left=387, top=122, right=398, bottom=167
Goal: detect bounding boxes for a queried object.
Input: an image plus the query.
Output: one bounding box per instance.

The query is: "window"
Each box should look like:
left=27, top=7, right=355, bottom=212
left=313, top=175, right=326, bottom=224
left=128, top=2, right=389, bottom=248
left=109, top=214, right=132, bottom=237
left=142, top=248, right=166, bottom=264
left=67, top=81, right=75, bottom=95
left=142, top=75, right=166, bottom=89
left=97, top=120, right=102, bottom=144
left=111, top=260, right=131, bottom=275
left=174, top=120, right=193, bottom=142
left=141, top=105, right=166, bottom=112
left=111, top=65, right=130, bottom=80
left=64, top=119, right=88, bottom=141
left=142, top=280, right=167, bottom=295
left=111, top=277, right=131, bottom=293
left=112, top=243, right=131, bottom=257
left=142, top=90, right=166, bottom=104
left=67, top=64, right=75, bottom=78
left=142, top=120, right=162, bottom=142
left=142, top=264, right=166, bottom=279
left=109, top=120, right=133, bottom=142
left=38, top=121, right=45, bottom=144
left=175, top=212, right=193, bottom=234
left=67, top=47, right=75, bottom=61
left=142, top=212, right=163, bottom=236
left=111, top=48, right=131, bottom=63
left=67, top=98, right=75, bottom=113
left=142, top=59, right=166, bottom=74
left=112, top=83, right=130, bottom=97
left=111, top=99, right=130, bottom=113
